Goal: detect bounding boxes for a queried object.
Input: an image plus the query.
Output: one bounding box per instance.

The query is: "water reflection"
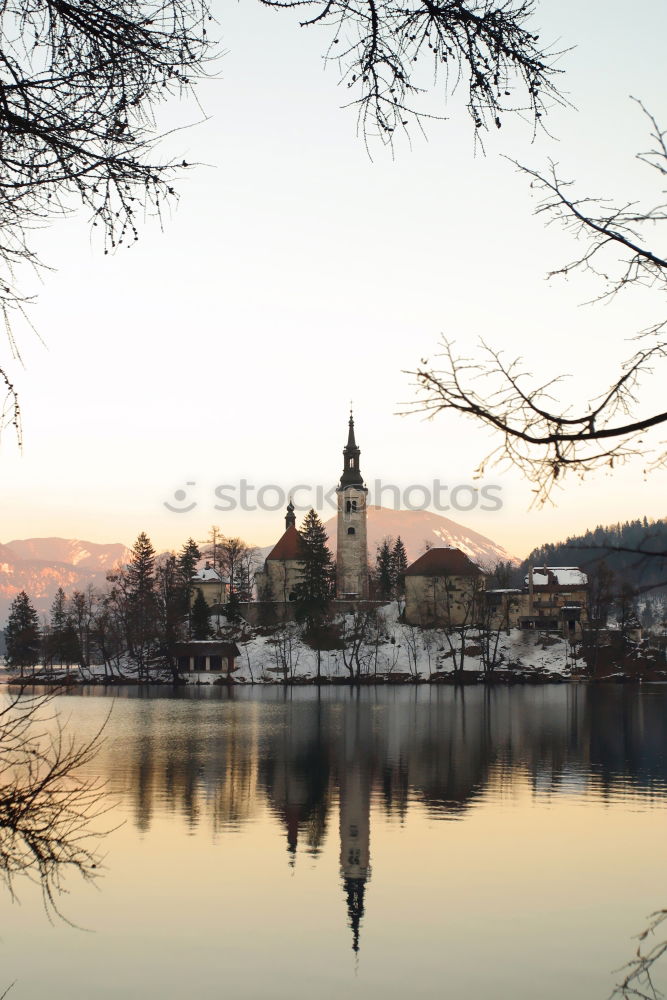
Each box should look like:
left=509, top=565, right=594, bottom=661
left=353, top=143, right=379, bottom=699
left=81, top=685, right=667, bottom=952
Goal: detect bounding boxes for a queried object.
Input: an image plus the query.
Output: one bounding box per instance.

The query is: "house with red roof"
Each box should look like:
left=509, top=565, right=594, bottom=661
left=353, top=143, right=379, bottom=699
left=403, top=547, right=488, bottom=626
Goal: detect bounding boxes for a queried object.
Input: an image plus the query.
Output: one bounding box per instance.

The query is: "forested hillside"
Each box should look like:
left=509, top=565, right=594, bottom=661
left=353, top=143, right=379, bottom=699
left=521, top=518, right=667, bottom=592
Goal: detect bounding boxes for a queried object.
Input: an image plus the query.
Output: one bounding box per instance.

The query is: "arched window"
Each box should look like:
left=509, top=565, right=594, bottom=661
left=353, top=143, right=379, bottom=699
left=349, top=458, right=354, bottom=468
left=346, top=498, right=358, bottom=513
left=347, top=527, right=355, bottom=535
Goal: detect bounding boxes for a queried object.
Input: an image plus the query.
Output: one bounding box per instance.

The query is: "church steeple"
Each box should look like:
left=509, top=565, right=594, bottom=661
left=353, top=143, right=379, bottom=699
left=344, top=877, right=366, bottom=953
left=285, top=499, right=296, bottom=529
left=339, top=410, right=364, bottom=488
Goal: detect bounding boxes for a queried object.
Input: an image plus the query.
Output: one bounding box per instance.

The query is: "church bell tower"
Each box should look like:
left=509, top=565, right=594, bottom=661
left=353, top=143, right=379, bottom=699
left=336, top=411, right=369, bottom=599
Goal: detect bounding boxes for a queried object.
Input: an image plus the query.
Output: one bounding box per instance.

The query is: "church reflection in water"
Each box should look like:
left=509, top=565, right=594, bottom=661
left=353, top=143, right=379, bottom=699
left=102, top=686, right=667, bottom=952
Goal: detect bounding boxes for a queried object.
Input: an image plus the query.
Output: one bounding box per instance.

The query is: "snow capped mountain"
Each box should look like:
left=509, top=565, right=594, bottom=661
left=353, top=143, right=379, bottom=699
left=5, top=537, right=129, bottom=571
left=323, top=506, right=518, bottom=568
left=258, top=507, right=517, bottom=568
left=0, top=538, right=130, bottom=622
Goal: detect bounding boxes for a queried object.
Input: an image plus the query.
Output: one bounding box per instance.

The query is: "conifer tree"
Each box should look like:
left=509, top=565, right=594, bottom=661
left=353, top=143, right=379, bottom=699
left=5, top=591, right=41, bottom=677
left=156, top=553, right=184, bottom=677
left=191, top=589, right=212, bottom=640
left=294, top=509, right=335, bottom=613
left=391, top=537, right=409, bottom=596
left=375, top=539, right=394, bottom=599
left=126, top=531, right=158, bottom=680
left=46, top=587, right=67, bottom=667
left=177, top=538, right=201, bottom=619
left=293, top=510, right=335, bottom=679
left=46, top=587, right=80, bottom=670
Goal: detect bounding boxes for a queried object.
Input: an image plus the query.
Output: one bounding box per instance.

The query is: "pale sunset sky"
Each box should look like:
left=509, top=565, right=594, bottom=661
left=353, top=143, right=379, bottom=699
left=1, top=0, right=666, bottom=559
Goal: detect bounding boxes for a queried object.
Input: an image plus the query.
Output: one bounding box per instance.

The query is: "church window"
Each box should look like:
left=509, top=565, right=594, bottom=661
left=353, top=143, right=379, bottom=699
left=347, top=527, right=355, bottom=535
left=346, top=499, right=358, bottom=513
left=349, top=458, right=354, bottom=468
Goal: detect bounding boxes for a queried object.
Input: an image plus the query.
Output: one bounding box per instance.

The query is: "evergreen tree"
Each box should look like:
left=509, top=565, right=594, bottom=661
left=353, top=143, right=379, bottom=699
left=294, top=510, right=335, bottom=678
left=375, top=539, right=394, bottom=599
left=177, top=537, right=201, bottom=620
left=488, top=560, right=516, bottom=589
left=45, top=587, right=81, bottom=670
left=126, top=532, right=158, bottom=680
left=157, top=553, right=184, bottom=676
left=391, top=537, right=408, bottom=596
left=46, top=587, right=67, bottom=667
left=5, top=591, right=41, bottom=676
left=191, top=589, right=212, bottom=640
left=294, top=509, right=335, bottom=613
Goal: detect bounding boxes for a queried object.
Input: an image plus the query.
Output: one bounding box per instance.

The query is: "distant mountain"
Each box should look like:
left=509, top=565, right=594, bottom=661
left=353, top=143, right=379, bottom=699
left=0, top=538, right=130, bottom=624
left=324, top=506, right=518, bottom=568
left=6, top=537, right=129, bottom=570
left=260, top=506, right=517, bottom=567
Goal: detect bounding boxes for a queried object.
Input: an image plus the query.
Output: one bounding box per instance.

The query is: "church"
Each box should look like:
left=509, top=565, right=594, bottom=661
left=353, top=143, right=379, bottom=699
left=254, top=412, right=369, bottom=601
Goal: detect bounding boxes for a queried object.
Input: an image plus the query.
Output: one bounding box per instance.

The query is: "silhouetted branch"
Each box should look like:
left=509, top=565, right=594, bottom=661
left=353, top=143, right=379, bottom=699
left=611, top=910, right=667, bottom=1000
left=258, top=0, right=566, bottom=145
left=409, top=103, right=667, bottom=503
left=0, top=686, right=111, bottom=923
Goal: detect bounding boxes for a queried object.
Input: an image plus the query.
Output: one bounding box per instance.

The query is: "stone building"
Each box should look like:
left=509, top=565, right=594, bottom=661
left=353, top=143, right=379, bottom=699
left=336, top=413, right=369, bottom=599
left=254, top=413, right=370, bottom=604
left=518, top=566, right=589, bottom=636
left=192, top=563, right=229, bottom=608
left=403, top=548, right=487, bottom=626
left=254, top=501, right=308, bottom=602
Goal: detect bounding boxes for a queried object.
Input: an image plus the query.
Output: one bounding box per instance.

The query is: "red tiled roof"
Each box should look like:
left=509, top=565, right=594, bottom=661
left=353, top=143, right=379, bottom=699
left=404, top=547, right=485, bottom=578
left=266, top=525, right=308, bottom=562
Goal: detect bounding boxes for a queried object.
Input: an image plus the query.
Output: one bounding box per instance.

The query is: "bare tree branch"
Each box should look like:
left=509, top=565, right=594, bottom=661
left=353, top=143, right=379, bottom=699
left=258, top=0, right=567, bottom=146
left=409, top=102, right=667, bottom=503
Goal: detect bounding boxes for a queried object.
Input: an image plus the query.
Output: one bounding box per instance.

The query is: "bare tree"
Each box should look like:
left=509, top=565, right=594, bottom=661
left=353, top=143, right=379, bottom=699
left=410, top=102, right=667, bottom=504
left=0, top=0, right=215, bottom=441
left=260, top=0, right=564, bottom=146
left=0, top=686, right=109, bottom=921
left=0, top=0, right=566, bottom=439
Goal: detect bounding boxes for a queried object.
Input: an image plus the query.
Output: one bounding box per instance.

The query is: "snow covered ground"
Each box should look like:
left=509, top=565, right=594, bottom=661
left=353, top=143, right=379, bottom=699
left=0, top=604, right=586, bottom=684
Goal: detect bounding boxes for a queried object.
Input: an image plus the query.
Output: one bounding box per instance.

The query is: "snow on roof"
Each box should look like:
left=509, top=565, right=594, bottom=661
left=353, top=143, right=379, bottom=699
left=526, top=567, right=588, bottom=587
left=193, top=566, right=224, bottom=582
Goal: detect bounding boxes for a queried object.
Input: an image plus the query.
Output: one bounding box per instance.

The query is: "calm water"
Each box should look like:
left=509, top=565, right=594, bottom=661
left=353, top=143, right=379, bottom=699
left=3, top=685, right=667, bottom=999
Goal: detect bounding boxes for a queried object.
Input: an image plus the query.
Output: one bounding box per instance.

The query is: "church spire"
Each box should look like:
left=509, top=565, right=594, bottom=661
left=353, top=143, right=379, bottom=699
left=339, top=410, right=364, bottom=488
left=344, top=876, right=366, bottom=953
left=285, top=499, right=296, bottom=529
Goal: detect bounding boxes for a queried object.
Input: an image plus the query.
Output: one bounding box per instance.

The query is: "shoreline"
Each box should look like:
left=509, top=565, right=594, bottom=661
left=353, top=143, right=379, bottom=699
left=2, top=670, right=665, bottom=688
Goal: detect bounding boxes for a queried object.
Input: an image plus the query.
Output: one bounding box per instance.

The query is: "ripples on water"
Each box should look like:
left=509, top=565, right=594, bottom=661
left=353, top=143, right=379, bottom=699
left=2, top=685, right=667, bottom=1000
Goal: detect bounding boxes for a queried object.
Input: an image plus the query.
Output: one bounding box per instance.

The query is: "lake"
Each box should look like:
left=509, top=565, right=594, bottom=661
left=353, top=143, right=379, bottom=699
left=2, top=684, right=667, bottom=999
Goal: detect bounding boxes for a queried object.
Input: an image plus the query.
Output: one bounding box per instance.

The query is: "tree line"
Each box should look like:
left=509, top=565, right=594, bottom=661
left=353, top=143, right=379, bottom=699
left=2, top=529, right=260, bottom=680
left=520, top=517, right=667, bottom=595
left=1, top=508, right=416, bottom=680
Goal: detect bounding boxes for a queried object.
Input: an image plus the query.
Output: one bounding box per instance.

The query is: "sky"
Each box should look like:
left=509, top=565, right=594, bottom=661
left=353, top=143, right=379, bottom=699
left=1, top=0, right=666, bottom=559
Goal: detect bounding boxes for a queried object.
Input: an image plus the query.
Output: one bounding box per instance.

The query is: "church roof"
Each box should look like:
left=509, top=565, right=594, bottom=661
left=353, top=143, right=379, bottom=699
left=405, top=547, right=485, bottom=578
left=266, top=525, right=308, bottom=562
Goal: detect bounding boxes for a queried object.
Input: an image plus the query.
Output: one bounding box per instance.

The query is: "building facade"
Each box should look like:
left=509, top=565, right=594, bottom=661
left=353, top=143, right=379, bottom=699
left=191, top=564, right=229, bottom=608
left=254, top=501, right=308, bottom=602
left=336, top=414, right=369, bottom=599
left=518, top=566, right=589, bottom=636
left=403, top=548, right=487, bottom=626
